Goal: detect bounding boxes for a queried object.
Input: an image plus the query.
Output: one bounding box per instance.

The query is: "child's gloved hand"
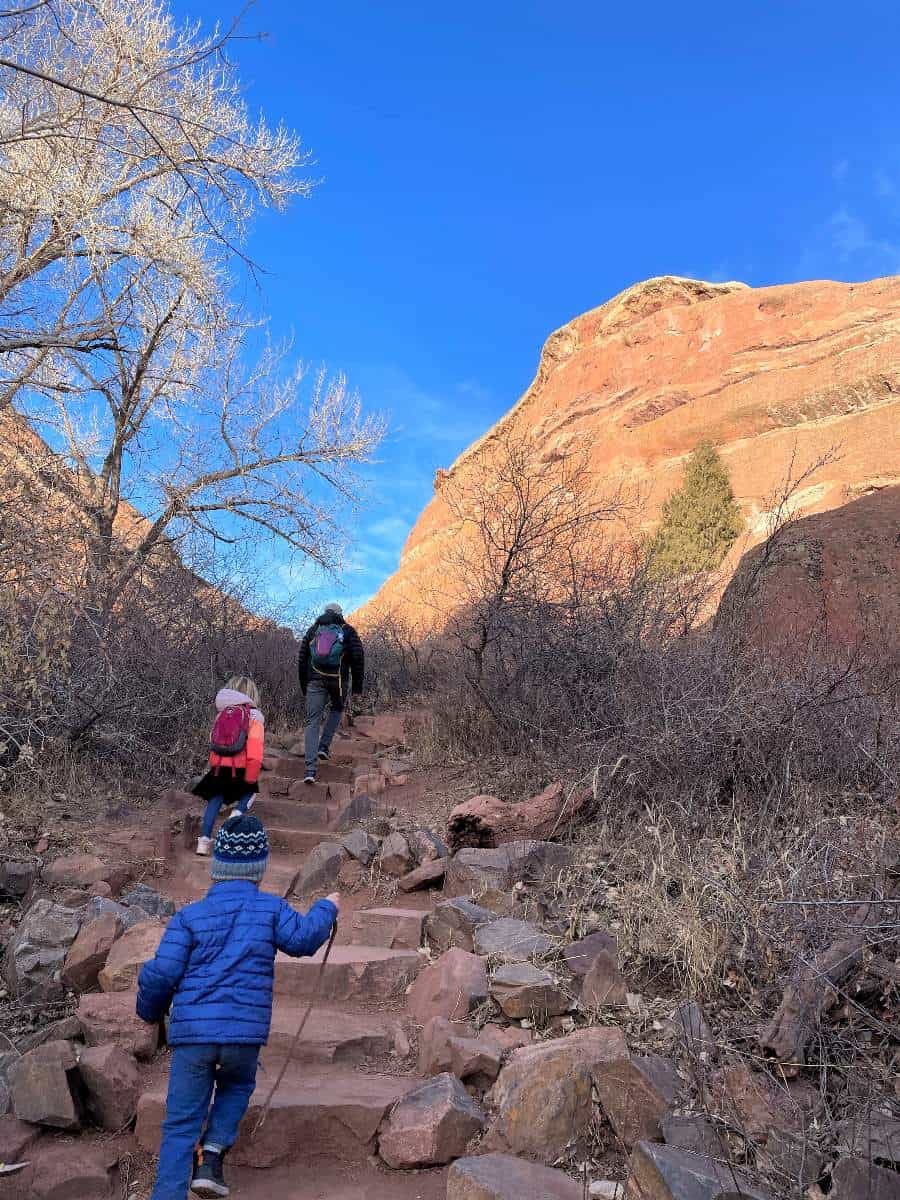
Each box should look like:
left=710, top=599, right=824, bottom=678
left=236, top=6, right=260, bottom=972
left=325, top=892, right=341, bottom=916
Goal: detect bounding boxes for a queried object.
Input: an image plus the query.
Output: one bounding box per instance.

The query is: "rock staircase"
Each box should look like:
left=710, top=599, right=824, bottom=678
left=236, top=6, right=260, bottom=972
left=136, top=719, right=450, bottom=1199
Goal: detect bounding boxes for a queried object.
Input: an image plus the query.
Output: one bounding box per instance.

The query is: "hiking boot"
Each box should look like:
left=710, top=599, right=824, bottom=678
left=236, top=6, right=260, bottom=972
left=191, top=1148, right=229, bottom=1197
left=317, top=748, right=330, bottom=761
left=303, top=773, right=316, bottom=785
left=195, top=836, right=212, bottom=856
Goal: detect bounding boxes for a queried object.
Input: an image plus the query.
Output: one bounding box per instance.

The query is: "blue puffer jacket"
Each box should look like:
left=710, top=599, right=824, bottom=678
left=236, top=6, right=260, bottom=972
left=136, top=880, right=337, bottom=1045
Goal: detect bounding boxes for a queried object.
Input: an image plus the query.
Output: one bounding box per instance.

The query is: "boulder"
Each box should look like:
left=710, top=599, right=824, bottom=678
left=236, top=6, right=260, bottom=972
left=409, top=828, right=448, bottom=864
left=836, top=1112, right=900, bottom=1167
left=408, top=949, right=489, bottom=1025
left=762, top=1128, right=826, bottom=1189
left=448, top=1152, right=583, bottom=1199
left=3, top=899, right=81, bottom=1001
left=83, top=895, right=150, bottom=932
left=830, top=1156, right=900, bottom=1200
left=98, top=919, right=164, bottom=992
left=379, top=1073, right=485, bottom=1168
left=379, top=832, right=414, bottom=877
left=485, top=1027, right=629, bottom=1162
left=0, top=859, right=37, bottom=900
left=447, top=841, right=571, bottom=899
left=120, top=884, right=175, bottom=920
left=290, top=843, right=346, bottom=896
left=334, top=791, right=375, bottom=830
left=78, top=1043, right=140, bottom=1130
left=398, top=859, right=447, bottom=892
left=661, top=1114, right=727, bottom=1157
left=29, top=1141, right=116, bottom=1198
left=490, top=963, right=569, bottom=1020
left=425, top=898, right=499, bottom=954
left=562, top=930, right=618, bottom=977
left=8, top=1041, right=80, bottom=1129
left=418, top=1016, right=502, bottom=1089
left=351, top=908, right=425, bottom=950
left=625, top=1141, right=772, bottom=1200
left=593, top=1054, right=679, bottom=1147
left=42, top=855, right=107, bottom=888
left=340, top=829, right=379, bottom=866
left=474, top=918, right=554, bottom=963
left=16, top=1016, right=82, bottom=1054
left=62, top=912, right=121, bottom=992
left=0, top=1076, right=8, bottom=1116
left=77, top=992, right=159, bottom=1059
left=582, top=950, right=628, bottom=1007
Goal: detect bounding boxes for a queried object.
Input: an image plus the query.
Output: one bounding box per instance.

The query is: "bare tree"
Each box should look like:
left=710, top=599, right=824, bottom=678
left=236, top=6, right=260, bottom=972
left=0, top=0, right=307, bottom=367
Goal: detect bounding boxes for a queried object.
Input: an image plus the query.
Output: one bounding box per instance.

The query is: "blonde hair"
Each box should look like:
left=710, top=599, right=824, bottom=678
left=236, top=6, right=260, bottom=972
left=225, top=675, right=260, bottom=706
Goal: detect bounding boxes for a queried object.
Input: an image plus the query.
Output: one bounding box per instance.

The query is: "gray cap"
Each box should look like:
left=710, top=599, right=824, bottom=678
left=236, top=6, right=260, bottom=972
left=324, top=602, right=344, bottom=616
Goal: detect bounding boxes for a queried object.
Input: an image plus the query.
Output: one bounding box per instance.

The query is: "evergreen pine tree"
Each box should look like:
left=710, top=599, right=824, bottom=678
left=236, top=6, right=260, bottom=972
left=650, top=440, right=743, bottom=577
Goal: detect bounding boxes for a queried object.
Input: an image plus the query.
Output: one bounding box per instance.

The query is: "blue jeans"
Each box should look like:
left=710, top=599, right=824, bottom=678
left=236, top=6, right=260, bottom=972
left=201, top=789, right=254, bottom=839
left=304, top=677, right=344, bottom=772
left=150, top=1043, right=260, bottom=1200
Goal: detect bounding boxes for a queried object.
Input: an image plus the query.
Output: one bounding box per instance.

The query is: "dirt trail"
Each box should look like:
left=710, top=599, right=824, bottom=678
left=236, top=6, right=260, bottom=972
left=136, top=716, right=450, bottom=1198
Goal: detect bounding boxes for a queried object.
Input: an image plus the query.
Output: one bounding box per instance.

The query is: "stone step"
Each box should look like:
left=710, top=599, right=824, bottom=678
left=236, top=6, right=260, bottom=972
left=253, top=794, right=340, bottom=828
left=351, top=907, right=426, bottom=950
left=136, top=1065, right=416, bottom=1167
left=179, top=856, right=299, bottom=900
left=273, top=944, right=423, bottom=1003
left=267, top=826, right=340, bottom=854
left=260, top=1003, right=404, bottom=1065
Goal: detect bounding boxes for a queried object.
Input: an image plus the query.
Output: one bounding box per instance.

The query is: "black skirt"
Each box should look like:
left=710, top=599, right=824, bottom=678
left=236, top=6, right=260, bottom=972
left=192, top=767, right=258, bottom=804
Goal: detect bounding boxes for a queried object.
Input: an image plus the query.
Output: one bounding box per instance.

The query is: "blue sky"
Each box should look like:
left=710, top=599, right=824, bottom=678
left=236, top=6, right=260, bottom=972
left=172, top=0, right=900, bottom=623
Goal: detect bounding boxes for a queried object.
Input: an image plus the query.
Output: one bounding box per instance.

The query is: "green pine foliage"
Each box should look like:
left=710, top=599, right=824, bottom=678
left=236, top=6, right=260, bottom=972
left=650, top=440, right=744, bottom=577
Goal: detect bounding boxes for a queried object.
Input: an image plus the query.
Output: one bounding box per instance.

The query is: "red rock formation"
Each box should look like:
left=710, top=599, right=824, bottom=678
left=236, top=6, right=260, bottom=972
left=357, top=275, right=900, bottom=636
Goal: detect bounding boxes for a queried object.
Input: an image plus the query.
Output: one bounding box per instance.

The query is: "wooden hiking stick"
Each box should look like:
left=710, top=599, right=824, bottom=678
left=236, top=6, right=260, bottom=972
left=252, top=921, right=338, bottom=1137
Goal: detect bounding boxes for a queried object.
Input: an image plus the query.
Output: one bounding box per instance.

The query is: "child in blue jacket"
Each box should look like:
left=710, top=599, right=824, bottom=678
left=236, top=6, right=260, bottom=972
left=136, top=813, right=339, bottom=1199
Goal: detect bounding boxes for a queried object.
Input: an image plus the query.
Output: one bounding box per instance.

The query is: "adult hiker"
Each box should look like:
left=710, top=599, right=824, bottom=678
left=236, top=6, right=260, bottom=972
left=136, top=812, right=339, bottom=1199
left=298, top=601, right=364, bottom=784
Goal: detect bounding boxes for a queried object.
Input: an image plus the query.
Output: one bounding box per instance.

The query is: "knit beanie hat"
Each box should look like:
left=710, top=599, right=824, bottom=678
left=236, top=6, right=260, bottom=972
left=211, top=813, right=269, bottom=883
left=324, top=601, right=343, bottom=617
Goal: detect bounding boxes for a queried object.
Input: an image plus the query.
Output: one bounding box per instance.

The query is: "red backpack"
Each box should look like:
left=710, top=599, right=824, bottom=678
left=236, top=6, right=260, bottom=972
left=209, top=703, right=251, bottom=759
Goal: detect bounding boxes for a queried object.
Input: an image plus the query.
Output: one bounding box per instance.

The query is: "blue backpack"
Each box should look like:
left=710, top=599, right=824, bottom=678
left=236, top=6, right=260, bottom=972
left=310, top=622, right=345, bottom=673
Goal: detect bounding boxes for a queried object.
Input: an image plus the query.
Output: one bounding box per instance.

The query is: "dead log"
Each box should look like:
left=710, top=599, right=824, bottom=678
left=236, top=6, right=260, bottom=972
left=446, top=783, right=590, bottom=851
left=760, top=873, right=900, bottom=1074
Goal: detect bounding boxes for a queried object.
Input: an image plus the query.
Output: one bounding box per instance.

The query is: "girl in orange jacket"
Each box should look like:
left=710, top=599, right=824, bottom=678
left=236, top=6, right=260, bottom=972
left=192, top=675, right=265, bottom=856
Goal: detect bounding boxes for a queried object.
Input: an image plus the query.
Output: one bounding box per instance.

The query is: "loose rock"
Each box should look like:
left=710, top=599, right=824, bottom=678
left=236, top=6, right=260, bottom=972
left=425, top=898, right=499, bottom=954
left=340, top=829, right=379, bottom=866
left=98, top=919, right=164, bottom=992
left=670, top=999, right=716, bottom=1058
left=418, top=1016, right=502, bottom=1089
left=485, top=1027, right=629, bottom=1162
left=77, top=992, right=159, bottom=1059
left=78, top=1043, right=140, bottom=1130
left=448, top=1152, right=583, bottom=1199
left=0, top=1114, right=40, bottom=1163
left=379, top=1072, right=485, bottom=1168
left=830, top=1156, right=900, bottom=1200
left=593, top=1054, right=679, bottom=1147
left=661, top=1114, right=727, bottom=1157
left=43, top=855, right=107, bottom=888
left=408, top=949, right=489, bottom=1025
left=290, top=842, right=346, bottom=896
left=398, top=859, right=446, bottom=892
left=8, top=1041, right=80, bottom=1129
left=409, top=828, right=448, bottom=864
left=707, top=1063, right=802, bottom=1143
left=582, top=949, right=628, bottom=1007
left=379, top=831, right=414, bottom=877
left=120, top=884, right=175, bottom=920
left=3, top=899, right=81, bottom=1001
left=83, top=895, right=150, bottom=932
left=30, top=1141, right=116, bottom=1198
left=474, top=917, right=554, bottom=963
left=562, top=929, right=618, bottom=978
left=490, top=963, right=569, bottom=1020
left=62, top=912, right=121, bottom=992
left=625, top=1141, right=772, bottom=1200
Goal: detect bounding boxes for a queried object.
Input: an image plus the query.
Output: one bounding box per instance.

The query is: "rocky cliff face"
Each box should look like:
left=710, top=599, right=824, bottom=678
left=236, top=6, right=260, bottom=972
left=358, top=275, right=900, bottom=635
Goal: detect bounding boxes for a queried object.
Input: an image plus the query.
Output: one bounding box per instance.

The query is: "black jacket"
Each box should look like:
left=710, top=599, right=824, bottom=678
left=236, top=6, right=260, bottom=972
left=298, top=613, right=365, bottom=695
